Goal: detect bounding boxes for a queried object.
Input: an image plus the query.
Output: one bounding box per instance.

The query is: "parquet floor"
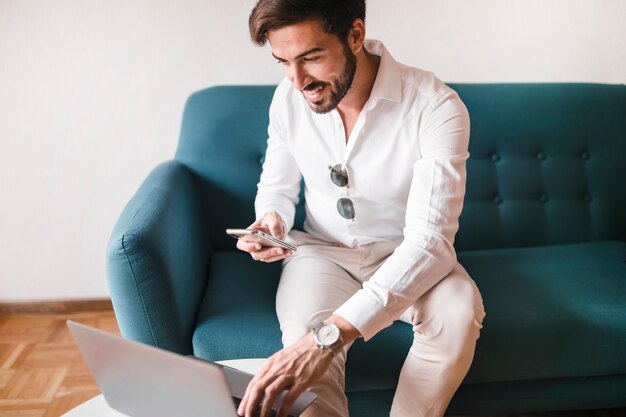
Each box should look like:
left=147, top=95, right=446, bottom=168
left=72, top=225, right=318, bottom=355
left=0, top=310, right=119, bottom=417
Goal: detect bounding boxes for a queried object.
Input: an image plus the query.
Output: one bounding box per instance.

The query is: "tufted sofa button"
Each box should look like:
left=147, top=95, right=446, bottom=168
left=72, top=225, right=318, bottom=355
left=585, top=195, right=592, bottom=203
left=581, top=151, right=590, bottom=161
left=537, top=152, right=546, bottom=161
left=494, top=195, right=503, bottom=205
left=540, top=194, right=549, bottom=204
left=491, top=153, right=501, bottom=162
left=259, top=156, right=265, bottom=165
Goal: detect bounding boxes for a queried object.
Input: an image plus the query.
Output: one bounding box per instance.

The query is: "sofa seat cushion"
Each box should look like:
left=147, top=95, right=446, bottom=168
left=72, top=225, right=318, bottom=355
left=462, top=240, right=626, bottom=384
left=192, top=252, right=284, bottom=360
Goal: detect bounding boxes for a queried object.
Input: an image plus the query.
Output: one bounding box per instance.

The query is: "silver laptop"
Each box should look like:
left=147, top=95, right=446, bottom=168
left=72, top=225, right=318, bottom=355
left=67, top=321, right=316, bottom=417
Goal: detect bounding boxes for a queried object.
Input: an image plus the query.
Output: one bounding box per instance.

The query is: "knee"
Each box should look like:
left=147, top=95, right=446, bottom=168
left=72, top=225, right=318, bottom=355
left=412, top=276, right=486, bottom=360
left=439, top=277, right=485, bottom=336
left=442, top=300, right=485, bottom=368
left=277, top=308, right=332, bottom=347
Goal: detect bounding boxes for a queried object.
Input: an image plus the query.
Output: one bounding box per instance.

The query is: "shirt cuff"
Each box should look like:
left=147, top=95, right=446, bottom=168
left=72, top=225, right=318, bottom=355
left=333, top=288, right=394, bottom=341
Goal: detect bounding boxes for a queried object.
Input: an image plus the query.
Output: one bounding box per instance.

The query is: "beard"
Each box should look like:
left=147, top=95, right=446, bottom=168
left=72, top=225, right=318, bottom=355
left=303, top=43, right=357, bottom=114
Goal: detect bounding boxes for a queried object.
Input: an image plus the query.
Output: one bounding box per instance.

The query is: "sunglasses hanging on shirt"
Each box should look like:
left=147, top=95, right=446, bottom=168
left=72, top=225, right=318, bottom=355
left=329, top=164, right=355, bottom=220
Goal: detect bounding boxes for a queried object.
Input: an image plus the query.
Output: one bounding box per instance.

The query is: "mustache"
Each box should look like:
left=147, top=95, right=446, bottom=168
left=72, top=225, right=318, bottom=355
left=303, top=82, right=328, bottom=91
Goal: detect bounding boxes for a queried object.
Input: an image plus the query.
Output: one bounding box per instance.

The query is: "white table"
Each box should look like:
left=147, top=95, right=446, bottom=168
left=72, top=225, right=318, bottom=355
left=62, top=358, right=266, bottom=417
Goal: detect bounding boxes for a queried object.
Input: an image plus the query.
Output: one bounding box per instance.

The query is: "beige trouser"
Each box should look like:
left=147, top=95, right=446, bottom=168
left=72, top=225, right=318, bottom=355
left=277, top=231, right=486, bottom=417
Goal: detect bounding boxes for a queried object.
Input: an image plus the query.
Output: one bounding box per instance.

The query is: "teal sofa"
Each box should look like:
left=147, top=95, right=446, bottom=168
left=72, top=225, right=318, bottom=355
left=107, top=84, right=626, bottom=416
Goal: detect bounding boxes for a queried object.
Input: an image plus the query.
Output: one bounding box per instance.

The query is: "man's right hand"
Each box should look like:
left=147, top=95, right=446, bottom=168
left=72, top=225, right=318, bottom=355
left=236, top=211, right=293, bottom=263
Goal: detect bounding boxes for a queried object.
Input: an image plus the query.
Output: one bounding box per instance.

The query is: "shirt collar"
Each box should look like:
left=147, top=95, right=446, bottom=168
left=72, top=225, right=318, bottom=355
left=364, top=39, right=402, bottom=103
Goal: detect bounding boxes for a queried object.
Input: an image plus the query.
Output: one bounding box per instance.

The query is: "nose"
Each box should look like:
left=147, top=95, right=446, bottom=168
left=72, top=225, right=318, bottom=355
left=288, top=64, right=309, bottom=91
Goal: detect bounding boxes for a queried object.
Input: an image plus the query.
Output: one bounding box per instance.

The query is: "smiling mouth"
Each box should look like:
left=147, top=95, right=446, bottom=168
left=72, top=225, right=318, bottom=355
left=302, top=83, right=326, bottom=102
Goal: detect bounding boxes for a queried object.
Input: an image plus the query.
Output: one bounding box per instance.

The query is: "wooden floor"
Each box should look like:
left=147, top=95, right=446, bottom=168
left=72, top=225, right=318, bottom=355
left=0, top=310, right=119, bottom=417
left=0, top=308, right=624, bottom=417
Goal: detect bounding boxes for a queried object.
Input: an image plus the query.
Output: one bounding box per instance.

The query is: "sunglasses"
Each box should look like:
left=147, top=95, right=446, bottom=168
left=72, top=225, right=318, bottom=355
left=329, top=164, right=355, bottom=220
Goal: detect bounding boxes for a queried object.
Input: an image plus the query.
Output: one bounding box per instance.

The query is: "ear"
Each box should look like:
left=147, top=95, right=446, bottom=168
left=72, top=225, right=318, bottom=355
left=347, top=18, right=366, bottom=54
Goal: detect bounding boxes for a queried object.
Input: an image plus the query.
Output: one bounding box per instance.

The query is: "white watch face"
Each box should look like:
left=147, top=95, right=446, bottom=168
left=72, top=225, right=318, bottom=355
left=317, top=324, right=340, bottom=346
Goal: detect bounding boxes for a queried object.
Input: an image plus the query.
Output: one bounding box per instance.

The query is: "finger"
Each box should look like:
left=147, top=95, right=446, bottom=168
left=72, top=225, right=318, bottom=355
left=260, top=376, right=291, bottom=417
left=268, top=220, right=284, bottom=240
left=254, top=212, right=283, bottom=236
left=238, top=381, right=260, bottom=417
left=237, top=384, right=250, bottom=416
left=249, top=218, right=263, bottom=228
left=277, top=387, right=303, bottom=417
left=237, top=239, right=262, bottom=253
left=240, top=363, right=276, bottom=417
left=238, top=363, right=270, bottom=416
left=243, top=382, right=267, bottom=417
left=237, top=240, right=262, bottom=253
left=249, top=219, right=270, bottom=234
left=259, top=252, right=291, bottom=263
left=250, top=247, right=286, bottom=261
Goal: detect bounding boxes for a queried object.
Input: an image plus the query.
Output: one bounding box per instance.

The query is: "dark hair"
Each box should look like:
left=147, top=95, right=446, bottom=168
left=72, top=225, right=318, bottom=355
left=249, top=0, right=366, bottom=46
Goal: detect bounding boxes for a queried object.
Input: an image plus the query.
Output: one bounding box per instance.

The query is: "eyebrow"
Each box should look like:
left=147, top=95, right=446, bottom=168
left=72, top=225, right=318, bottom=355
left=272, top=47, right=324, bottom=61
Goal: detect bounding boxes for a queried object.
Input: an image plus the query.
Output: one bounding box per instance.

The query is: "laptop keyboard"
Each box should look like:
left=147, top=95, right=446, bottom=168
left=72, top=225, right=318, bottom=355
left=231, top=396, right=279, bottom=417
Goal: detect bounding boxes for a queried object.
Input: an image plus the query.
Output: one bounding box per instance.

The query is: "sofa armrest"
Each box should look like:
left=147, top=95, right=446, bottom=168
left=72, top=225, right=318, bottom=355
left=106, top=160, right=210, bottom=354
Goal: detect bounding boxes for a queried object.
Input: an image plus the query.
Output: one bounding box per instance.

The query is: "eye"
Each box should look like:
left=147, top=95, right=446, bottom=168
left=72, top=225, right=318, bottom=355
left=303, top=56, right=319, bottom=63
left=276, top=59, right=287, bottom=65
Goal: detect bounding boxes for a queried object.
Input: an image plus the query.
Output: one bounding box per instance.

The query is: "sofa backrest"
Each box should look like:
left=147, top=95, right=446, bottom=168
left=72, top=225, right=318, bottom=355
left=175, top=84, right=626, bottom=252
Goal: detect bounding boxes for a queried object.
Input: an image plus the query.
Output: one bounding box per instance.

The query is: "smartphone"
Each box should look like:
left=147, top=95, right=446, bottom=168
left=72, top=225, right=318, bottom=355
left=226, top=228, right=297, bottom=252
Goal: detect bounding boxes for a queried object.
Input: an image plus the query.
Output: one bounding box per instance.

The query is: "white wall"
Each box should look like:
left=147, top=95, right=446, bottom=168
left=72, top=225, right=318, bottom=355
left=1, top=0, right=624, bottom=302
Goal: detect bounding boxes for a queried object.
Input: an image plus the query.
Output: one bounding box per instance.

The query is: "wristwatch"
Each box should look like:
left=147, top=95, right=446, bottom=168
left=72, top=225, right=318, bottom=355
left=313, top=322, right=344, bottom=356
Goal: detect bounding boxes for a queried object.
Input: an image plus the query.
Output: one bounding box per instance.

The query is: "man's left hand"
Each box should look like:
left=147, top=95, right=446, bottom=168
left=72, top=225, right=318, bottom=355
left=237, top=333, right=333, bottom=417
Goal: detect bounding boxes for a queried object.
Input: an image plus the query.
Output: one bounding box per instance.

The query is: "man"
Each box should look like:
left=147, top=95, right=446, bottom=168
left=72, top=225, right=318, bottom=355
left=236, top=1, right=486, bottom=417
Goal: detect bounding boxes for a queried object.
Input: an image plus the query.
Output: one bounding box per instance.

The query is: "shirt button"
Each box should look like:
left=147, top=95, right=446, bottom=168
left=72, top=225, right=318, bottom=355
left=494, top=195, right=503, bottom=205
left=581, top=151, right=590, bottom=161
left=491, top=153, right=501, bottom=162
left=540, top=194, right=549, bottom=204
left=537, top=152, right=546, bottom=161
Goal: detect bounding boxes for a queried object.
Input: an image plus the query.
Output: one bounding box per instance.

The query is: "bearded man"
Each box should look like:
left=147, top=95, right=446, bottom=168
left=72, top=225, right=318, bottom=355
left=235, top=2, right=486, bottom=417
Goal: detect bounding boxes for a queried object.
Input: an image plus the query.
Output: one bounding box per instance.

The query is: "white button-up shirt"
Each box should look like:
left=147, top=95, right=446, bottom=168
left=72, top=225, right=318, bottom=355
left=255, top=40, right=470, bottom=341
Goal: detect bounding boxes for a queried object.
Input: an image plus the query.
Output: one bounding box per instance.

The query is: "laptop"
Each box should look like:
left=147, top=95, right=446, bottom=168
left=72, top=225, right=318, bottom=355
left=67, top=321, right=317, bottom=417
